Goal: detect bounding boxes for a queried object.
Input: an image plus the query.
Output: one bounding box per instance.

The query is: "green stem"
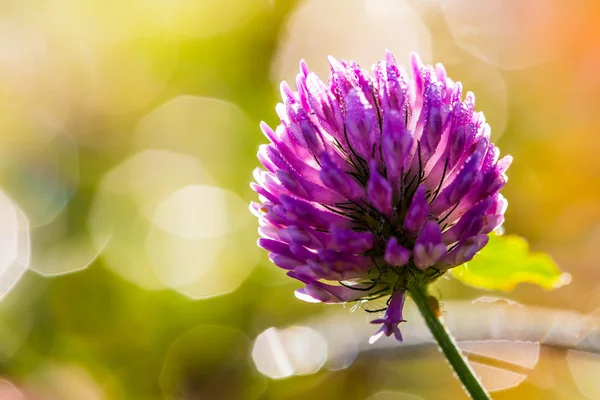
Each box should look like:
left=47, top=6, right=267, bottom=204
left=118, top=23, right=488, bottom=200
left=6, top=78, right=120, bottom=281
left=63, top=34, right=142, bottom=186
left=409, top=284, right=491, bottom=400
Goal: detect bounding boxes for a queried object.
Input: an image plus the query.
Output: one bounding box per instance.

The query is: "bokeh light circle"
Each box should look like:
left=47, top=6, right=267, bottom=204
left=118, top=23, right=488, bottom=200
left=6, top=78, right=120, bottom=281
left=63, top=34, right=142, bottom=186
left=438, top=0, right=562, bottom=69
left=24, top=363, right=105, bottom=400
left=0, top=191, right=30, bottom=300
left=90, top=149, right=257, bottom=298
left=145, top=184, right=257, bottom=299
left=160, top=325, right=265, bottom=400
left=252, top=326, right=328, bottom=379
left=0, top=379, right=25, bottom=400
left=568, top=350, right=600, bottom=399
left=273, top=0, right=432, bottom=84
left=133, top=95, right=256, bottom=188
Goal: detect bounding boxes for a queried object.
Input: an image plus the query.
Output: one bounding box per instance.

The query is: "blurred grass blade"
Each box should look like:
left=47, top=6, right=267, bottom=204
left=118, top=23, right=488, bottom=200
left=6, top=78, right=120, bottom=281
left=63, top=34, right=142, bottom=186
left=450, top=234, right=569, bottom=291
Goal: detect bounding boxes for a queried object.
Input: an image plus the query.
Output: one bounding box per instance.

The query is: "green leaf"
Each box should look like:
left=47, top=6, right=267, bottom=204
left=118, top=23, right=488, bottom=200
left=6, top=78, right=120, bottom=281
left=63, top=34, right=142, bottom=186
left=450, top=234, right=570, bottom=291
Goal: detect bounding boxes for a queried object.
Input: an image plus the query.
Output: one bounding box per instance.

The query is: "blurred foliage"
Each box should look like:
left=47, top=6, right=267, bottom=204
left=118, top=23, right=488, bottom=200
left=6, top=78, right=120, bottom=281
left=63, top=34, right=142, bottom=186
left=452, top=235, right=567, bottom=292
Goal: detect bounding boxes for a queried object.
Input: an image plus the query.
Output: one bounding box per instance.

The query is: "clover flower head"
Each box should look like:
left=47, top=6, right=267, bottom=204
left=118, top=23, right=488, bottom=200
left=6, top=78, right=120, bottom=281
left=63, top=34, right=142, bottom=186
left=251, top=51, right=511, bottom=342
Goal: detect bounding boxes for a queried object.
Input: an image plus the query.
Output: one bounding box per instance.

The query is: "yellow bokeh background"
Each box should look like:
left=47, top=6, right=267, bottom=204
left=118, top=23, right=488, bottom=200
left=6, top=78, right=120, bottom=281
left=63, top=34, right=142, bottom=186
left=0, top=0, right=598, bottom=398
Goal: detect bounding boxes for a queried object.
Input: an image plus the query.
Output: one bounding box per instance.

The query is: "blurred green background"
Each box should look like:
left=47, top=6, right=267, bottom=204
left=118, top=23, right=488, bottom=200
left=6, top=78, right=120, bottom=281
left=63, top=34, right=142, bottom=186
left=0, top=0, right=599, bottom=399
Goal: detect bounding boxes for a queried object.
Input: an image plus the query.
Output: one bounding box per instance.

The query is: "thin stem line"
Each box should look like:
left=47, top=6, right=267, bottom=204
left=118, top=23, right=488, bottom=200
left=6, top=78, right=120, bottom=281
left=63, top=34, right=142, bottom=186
left=409, top=284, right=491, bottom=400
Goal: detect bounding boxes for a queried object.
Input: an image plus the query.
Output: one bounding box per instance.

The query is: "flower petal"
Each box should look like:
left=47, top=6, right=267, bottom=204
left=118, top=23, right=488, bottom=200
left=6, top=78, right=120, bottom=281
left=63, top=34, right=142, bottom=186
left=413, top=222, right=447, bottom=269
left=367, top=161, right=393, bottom=218
left=384, top=237, right=411, bottom=267
left=403, top=185, right=428, bottom=235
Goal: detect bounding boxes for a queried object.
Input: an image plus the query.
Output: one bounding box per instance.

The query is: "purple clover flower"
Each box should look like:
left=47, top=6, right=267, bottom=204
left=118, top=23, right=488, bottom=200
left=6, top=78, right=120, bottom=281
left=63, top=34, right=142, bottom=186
left=251, top=51, right=511, bottom=343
